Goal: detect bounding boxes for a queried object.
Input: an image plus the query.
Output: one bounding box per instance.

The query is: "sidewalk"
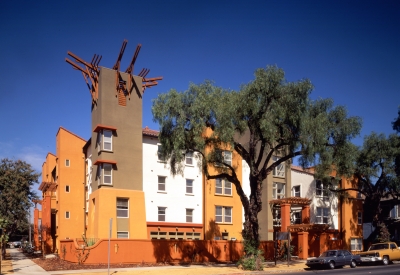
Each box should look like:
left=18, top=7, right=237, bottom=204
left=5, top=248, right=50, bottom=275
left=4, top=248, right=308, bottom=275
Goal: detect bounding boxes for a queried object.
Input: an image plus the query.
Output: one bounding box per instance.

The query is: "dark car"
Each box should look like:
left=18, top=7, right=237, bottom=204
left=306, top=249, right=361, bottom=269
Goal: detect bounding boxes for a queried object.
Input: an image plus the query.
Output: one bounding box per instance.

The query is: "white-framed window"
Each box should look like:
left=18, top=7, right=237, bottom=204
left=316, top=207, right=329, bottom=224
left=65, top=159, right=70, bottom=167
left=99, top=163, right=112, bottom=185
left=350, top=238, right=362, bottom=251
left=292, top=185, right=300, bottom=197
left=316, top=180, right=328, bottom=197
left=185, top=151, right=193, bottom=165
left=65, top=185, right=70, bottom=193
left=186, top=209, right=193, bottom=223
left=117, top=232, right=129, bottom=239
left=158, top=176, right=166, bottom=192
left=116, top=198, right=129, bottom=218
left=65, top=211, right=70, bottom=219
left=272, top=182, right=285, bottom=199
left=157, top=144, right=166, bottom=162
left=215, top=206, right=232, bottom=223
left=357, top=211, right=362, bottom=225
left=215, top=150, right=232, bottom=167
left=390, top=205, right=400, bottom=219
left=215, top=178, right=232, bottom=196
left=102, top=130, right=112, bottom=151
left=158, top=207, right=166, bottom=221
left=186, top=179, right=193, bottom=194
left=292, top=211, right=302, bottom=224
left=272, top=156, right=285, bottom=178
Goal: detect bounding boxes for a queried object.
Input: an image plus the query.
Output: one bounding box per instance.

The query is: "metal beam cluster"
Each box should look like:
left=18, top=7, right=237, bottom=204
left=65, top=40, right=163, bottom=103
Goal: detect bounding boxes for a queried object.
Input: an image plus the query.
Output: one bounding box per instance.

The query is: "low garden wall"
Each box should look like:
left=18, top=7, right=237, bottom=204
left=59, top=239, right=276, bottom=264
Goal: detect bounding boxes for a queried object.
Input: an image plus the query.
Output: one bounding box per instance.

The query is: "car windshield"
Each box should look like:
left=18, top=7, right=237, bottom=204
left=369, top=244, right=388, bottom=250
left=320, top=251, right=337, bottom=257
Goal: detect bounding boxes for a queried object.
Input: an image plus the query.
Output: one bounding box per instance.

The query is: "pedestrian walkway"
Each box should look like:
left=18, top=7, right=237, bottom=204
left=4, top=248, right=308, bottom=275
left=6, top=248, right=50, bottom=275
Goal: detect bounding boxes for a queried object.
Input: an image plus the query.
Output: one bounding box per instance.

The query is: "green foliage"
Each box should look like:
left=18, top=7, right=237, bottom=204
left=277, top=241, right=295, bottom=260
left=0, top=158, right=39, bottom=238
left=354, top=133, right=400, bottom=224
left=152, top=66, right=362, bottom=260
left=238, top=235, right=264, bottom=271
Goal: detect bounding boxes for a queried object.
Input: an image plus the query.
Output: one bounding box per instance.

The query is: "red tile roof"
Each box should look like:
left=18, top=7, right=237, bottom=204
left=143, top=126, right=159, bottom=137
left=291, top=165, right=314, bottom=175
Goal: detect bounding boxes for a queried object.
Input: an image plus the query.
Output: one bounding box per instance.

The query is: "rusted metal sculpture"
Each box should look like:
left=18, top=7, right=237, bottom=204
left=65, top=40, right=163, bottom=103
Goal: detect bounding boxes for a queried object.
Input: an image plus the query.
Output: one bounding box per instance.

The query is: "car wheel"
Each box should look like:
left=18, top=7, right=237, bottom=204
left=329, top=261, right=335, bottom=269
left=350, top=260, right=357, bottom=268
left=382, top=256, right=389, bottom=265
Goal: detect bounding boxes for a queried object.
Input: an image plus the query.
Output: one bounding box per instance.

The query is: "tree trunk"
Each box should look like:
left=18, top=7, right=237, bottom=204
left=242, top=176, right=262, bottom=254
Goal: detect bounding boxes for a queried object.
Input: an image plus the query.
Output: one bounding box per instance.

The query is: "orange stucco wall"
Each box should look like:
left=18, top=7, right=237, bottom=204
left=202, top=130, right=243, bottom=241
left=59, top=239, right=277, bottom=264
left=339, top=176, right=363, bottom=251
left=87, top=187, right=147, bottom=239
left=55, top=127, right=86, bottom=252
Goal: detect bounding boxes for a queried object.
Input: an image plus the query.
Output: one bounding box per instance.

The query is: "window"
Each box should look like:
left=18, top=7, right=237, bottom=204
left=215, top=150, right=232, bottom=167
left=357, top=212, right=362, bottom=225
left=292, top=211, right=302, bottom=224
left=186, top=209, right=193, bottom=223
left=168, top=232, right=184, bottom=240
left=100, top=163, right=112, bottom=185
left=117, top=232, right=129, bottom=239
left=157, top=144, right=166, bottom=161
left=272, top=156, right=285, bottom=178
left=350, top=238, right=362, bottom=251
left=65, top=185, right=70, bottom=193
left=158, top=176, right=166, bottom=192
left=215, top=178, right=232, bottom=196
left=186, top=179, right=193, bottom=194
left=158, top=207, right=166, bottom=221
left=185, top=152, right=193, bottom=165
left=150, top=231, right=167, bottom=239
left=103, top=130, right=112, bottom=151
left=292, top=185, right=300, bottom=197
left=65, top=211, right=70, bottom=219
left=316, top=207, right=329, bottom=224
left=316, top=180, right=328, bottom=197
left=390, top=205, right=400, bottom=219
left=65, top=159, right=70, bottom=167
left=186, top=232, right=201, bottom=240
left=215, top=206, right=232, bottom=223
left=222, top=232, right=229, bottom=240
left=117, top=198, right=129, bottom=218
left=272, top=182, right=285, bottom=199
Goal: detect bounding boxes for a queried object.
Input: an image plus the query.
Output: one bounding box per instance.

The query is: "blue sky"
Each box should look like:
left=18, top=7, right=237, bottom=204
left=1, top=0, right=399, bottom=181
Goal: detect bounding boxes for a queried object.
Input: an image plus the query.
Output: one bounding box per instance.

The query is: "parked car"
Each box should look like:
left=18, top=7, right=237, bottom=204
left=12, top=241, right=21, bottom=248
left=306, top=249, right=361, bottom=269
left=358, top=242, right=400, bottom=265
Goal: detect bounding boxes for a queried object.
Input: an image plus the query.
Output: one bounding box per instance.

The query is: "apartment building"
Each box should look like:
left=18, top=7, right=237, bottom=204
left=35, top=127, right=86, bottom=253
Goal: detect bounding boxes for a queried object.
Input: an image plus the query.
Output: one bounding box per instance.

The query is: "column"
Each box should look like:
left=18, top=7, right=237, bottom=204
left=301, top=205, right=310, bottom=224
left=281, top=203, right=291, bottom=232
left=298, top=231, right=309, bottom=259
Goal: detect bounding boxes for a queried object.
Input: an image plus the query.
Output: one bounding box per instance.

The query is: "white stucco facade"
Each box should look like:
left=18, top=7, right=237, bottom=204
left=142, top=135, right=203, bottom=224
left=291, top=167, right=338, bottom=230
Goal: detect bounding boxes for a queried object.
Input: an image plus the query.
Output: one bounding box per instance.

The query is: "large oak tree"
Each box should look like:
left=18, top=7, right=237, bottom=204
left=152, top=66, right=361, bottom=257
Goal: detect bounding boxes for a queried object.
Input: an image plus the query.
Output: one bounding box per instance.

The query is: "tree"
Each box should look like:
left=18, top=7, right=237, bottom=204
left=0, top=158, right=39, bottom=256
left=351, top=133, right=400, bottom=228
left=152, top=66, right=361, bottom=264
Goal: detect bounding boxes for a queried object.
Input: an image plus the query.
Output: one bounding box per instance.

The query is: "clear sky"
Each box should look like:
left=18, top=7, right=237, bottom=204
left=1, top=0, right=399, bottom=179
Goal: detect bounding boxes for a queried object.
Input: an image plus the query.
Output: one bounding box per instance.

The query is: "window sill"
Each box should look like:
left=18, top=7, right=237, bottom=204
left=214, top=193, right=233, bottom=197
left=157, top=191, right=167, bottom=194
left=116, top=217, right=129, bottom=219
left=157, top=160, right=167, bottom=163
left=185, top=193, right=194, bottom=196
left=215, top=222, right=233, bottom=225
left=273, top=175, right=285, bottom=179
left=185, top=164, right=194, bottom=167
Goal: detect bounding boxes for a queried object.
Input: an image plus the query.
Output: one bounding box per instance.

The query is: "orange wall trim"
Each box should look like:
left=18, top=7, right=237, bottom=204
left=146, top=222, right=203, bottom=228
